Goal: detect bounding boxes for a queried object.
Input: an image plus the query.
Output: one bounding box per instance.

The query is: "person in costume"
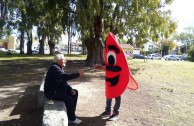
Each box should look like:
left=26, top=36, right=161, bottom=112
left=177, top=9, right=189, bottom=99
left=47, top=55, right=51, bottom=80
left=96, top=32, right=138, bottom=121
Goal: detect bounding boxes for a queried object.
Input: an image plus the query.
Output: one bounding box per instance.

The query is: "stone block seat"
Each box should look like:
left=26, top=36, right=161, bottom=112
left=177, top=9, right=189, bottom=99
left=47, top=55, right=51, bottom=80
left=38, top=75, right=68, bottom=126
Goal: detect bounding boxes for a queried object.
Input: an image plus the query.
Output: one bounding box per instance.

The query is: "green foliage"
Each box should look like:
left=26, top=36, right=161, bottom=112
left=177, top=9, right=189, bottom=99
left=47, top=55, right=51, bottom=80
left=76, top=0, right=177, bottom=48
left=162, top=39, right=176, bottom=51
left=173, top=27, right=194, bottom=52
left=0, top=1, right=12, bottom=39
left=187, top=46, right=194, bottom=61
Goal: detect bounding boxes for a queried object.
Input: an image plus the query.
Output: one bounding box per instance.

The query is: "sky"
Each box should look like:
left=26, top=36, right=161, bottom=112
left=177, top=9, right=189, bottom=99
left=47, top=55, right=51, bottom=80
left=169, top=0, right=194, bottom=33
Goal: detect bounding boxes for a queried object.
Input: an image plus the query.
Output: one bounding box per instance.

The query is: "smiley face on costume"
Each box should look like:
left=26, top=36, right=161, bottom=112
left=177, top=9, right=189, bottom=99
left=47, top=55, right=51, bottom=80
left=104, top=33, right=130, bottom=98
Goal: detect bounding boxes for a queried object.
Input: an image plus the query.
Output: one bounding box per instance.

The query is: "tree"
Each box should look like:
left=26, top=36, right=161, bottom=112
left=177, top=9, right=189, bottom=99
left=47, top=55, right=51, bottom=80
left=5, top=0, right=25, bottom=54
left=5, top=0, right=71, bottom=55
left=35, top=0, right=71, bottom=55
left=76, top=0, right=104, bottom=64
left=76, top=0, right=176, bottom=65
left=173, top=27, right=194, bottom=53
left=180, top=45, right=186, bottom=54
left=162, top=39, right=176, bottom=55
left=0, top=0, right=11, bottom=39
left=187, top=46, right=194, bottom=61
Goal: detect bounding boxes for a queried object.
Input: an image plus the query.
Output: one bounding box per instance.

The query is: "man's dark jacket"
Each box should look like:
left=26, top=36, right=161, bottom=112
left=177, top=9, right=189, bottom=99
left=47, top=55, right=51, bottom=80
left=44, top=63, right=80, bottom=98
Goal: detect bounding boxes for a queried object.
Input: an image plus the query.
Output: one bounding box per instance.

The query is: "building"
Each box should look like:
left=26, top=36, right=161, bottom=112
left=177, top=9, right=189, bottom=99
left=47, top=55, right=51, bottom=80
left=143, top=41, right=158, bottom=52
left=120, top=44, right=134, bottom=58
left=0, top=35, right=16, bottom=50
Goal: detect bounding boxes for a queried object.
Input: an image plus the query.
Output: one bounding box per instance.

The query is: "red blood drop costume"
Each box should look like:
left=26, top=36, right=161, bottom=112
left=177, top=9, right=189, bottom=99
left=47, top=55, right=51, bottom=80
left=104, top=32, right=138, bottom=98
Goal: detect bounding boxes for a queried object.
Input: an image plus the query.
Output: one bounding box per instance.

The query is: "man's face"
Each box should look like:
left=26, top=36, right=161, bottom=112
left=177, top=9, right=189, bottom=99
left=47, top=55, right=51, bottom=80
left=58, top=57, right=67, bottom=68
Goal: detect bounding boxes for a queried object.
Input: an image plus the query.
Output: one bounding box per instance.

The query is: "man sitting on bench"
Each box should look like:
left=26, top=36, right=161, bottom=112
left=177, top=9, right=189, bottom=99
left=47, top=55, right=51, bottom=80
left=44, top=54, right=84, bottom=124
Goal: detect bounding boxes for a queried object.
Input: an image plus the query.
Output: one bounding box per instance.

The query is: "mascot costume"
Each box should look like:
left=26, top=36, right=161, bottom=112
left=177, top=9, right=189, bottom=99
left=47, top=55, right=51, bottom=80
left=104, top=32, right=138, bottom=98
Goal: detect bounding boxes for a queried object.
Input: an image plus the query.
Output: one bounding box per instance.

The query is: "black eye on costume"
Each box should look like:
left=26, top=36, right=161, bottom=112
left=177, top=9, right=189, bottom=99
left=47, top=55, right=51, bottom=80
left=107, top=51, right=116, bottom=66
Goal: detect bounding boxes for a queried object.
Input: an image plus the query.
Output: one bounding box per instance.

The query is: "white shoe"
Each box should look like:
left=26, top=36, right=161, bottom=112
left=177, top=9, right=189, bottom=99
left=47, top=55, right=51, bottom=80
left=108, top=114, right=119, bottom=121
left=71, top=118, right=82, bottom=124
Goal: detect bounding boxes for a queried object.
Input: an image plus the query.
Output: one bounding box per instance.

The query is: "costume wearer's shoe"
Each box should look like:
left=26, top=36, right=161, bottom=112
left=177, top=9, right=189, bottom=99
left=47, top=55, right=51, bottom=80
left=100, top=111, right=111, bottom=119
left=69, top=118, right=82, bottom=124
left=108, top=113, right=119, bottom=121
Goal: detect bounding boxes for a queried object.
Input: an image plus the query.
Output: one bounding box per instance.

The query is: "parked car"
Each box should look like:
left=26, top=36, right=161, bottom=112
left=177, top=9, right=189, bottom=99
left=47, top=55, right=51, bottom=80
left=32, top=50, right=39, bottom=54
left=147, top=54, right=161, bottom=60
left=0, top=48, right=6, bottom=51
left=163, top=55, right=180, bottom=61
left=176, top=55, right=187, bottom=61
left=133, top=54, right=147, bottom=59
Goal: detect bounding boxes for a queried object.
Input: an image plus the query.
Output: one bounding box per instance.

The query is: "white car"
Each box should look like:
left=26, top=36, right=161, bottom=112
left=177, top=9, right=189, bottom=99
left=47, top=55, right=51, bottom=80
left=164, top=55, right=180, bottom=61
left=0, top=48, right=5, bottom=51
left=147, top=54, right=161, bottom=60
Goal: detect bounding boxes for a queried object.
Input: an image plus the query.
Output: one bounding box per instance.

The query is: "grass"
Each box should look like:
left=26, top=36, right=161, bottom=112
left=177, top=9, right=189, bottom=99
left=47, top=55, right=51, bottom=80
left=128, top=59, right=194, bottom=125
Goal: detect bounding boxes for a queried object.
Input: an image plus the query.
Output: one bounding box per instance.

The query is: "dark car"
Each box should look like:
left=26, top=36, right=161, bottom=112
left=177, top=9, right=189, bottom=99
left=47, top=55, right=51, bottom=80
left=32, top=50, right=39, bottom=54
left=133, top=54, right=147, bottom=59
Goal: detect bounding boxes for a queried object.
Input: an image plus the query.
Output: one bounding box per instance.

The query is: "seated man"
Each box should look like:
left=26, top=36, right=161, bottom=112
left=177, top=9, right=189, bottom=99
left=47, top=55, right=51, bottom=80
left=44, top=54, right=84, bottom=124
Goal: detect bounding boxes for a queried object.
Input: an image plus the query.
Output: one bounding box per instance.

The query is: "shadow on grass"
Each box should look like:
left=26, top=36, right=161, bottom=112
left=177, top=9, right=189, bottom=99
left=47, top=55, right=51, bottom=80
left=0, top=85, right=43, bottom=126
left=0, top=59, right=51, bottom=87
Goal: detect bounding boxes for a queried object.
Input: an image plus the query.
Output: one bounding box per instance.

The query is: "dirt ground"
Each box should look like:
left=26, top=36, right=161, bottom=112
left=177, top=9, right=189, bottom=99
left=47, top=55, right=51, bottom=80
left=0, top=59, right=193, bottom=126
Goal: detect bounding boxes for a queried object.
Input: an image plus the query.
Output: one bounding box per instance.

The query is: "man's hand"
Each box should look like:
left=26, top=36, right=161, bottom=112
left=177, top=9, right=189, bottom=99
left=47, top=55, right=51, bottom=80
left=95, top=65, right=106, bottom=71
left=71, top=89, right=77, bottom=95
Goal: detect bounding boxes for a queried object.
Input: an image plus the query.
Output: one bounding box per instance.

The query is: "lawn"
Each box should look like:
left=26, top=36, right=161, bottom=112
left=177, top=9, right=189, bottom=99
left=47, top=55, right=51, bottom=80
left=128, top=59, right=194, bottom=125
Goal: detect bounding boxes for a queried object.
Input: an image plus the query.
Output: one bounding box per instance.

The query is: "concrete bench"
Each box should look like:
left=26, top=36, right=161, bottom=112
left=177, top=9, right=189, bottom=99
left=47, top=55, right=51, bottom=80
left=38, top=75, right=68, bottom=126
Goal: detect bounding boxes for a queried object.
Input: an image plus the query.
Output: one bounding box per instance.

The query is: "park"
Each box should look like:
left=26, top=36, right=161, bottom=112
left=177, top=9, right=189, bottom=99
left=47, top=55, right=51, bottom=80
left=1, top=0, right=194, bottom=126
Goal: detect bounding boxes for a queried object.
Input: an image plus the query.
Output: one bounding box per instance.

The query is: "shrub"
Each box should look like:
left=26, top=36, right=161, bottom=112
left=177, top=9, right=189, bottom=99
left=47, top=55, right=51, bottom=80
left=187, top=46, right=194, bottom=62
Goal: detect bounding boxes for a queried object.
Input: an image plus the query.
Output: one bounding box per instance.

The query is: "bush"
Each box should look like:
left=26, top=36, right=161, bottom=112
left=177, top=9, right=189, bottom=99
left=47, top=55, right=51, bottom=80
left=187, top=46, right=194, bottom=62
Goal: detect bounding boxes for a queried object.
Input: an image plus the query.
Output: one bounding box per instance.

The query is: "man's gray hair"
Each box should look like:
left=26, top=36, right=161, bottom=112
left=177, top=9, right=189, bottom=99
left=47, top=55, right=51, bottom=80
left=53, top=54, right=65, bottom=63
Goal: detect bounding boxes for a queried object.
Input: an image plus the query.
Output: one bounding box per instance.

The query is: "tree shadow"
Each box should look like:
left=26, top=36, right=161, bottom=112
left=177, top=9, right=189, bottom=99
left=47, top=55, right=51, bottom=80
left=0, top=85, right=43, bottom=126
left=68, top=116, right=107, bottom=126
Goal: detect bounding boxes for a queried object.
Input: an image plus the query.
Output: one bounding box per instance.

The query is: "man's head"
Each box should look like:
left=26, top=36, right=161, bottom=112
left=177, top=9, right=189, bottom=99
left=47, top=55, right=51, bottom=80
left=53, top=54, right=67, bottom=68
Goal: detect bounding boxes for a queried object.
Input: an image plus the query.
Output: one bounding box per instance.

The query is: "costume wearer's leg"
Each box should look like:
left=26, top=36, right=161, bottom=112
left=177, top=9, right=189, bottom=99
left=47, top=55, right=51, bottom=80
left=105, top=98, right=112, bottom=112
left=51, top=91, right=76, bottom=121
left=100, top=98, right=112, bottom=118
left=113, top=96, right=121, bottom=114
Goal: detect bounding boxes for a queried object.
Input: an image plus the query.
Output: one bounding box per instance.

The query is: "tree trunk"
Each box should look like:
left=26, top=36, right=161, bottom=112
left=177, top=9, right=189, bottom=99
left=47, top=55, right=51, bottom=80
left=0, top=1, right=7, bottom=39
left=82, top=42, right=87, bottom=55
left=39, top=39, right=44, bottom=54
left=20, top=30, right=24, bottom=54
left=86, top=44, right=94, bottom=63
left=93, top=37, right=104, bottom=64
left=85, top=37, right=104, bottom=65
left=67, top=23, right=72, bottom=54
left=27, top=40, right=32, bottom=55
left=27, top=33, right=32, bottom=55
left=91, top=15, right=104, bottom=64
left=39, top=32, right=45, bottom=54
left=84, top=37, right=93, bottom=63
left=48, top=37, right=55, bottom=55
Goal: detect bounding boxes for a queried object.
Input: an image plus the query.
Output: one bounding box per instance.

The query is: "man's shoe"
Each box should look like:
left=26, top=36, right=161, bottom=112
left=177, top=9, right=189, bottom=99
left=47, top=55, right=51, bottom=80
left=100, top=111, right=111, bottom=119
left=108, top=113, right=119, bottom=121
left=71, top=118, right=82, bottom=124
